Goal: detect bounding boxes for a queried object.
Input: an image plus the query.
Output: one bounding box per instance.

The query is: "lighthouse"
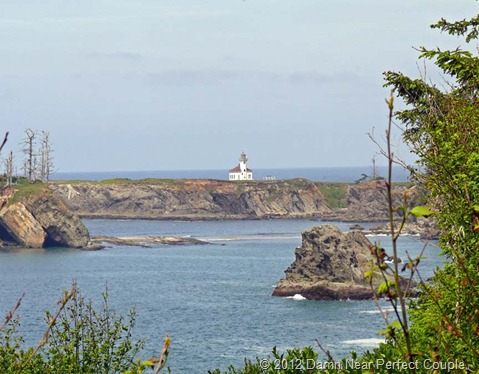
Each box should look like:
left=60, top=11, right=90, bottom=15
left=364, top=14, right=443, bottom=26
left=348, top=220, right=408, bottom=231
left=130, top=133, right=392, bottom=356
left=228, top=151, right=253, bottom=181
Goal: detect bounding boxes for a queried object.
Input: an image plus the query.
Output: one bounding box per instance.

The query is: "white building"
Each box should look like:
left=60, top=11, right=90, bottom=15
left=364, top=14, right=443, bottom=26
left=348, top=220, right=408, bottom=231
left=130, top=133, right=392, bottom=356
left=229, top=151, right=253, bottom=181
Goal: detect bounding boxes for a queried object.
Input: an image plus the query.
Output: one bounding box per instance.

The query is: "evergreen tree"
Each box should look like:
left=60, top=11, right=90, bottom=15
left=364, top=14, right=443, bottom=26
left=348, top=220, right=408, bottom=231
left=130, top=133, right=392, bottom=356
left=385, top=12, right=479, bottom=368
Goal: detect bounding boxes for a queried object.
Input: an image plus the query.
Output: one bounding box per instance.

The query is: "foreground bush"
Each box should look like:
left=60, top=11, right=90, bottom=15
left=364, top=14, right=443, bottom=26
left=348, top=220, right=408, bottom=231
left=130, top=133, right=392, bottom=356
left=208, top=345, right=414, bottom=374
left=0, top=283, right=169, bottom=374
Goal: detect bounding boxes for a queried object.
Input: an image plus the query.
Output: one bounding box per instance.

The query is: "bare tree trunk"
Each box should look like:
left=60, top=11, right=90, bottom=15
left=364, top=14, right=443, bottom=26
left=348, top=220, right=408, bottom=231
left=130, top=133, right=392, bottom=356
left=22, top=129, right=36, bottom=183
left=4, top=151, right=13, bottom=186
left=33, top=155, right=39, bottom=182
left=39, top=131, right=53, bottom=182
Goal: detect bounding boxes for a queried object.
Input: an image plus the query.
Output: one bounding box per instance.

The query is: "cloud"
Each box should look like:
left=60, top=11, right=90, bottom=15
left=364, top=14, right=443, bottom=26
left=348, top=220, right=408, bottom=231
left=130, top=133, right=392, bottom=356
left=83, top=51, right=144, bottom=62
left=0, top=8, right=227, bottom=28
left=145, top=70, right=241, bottom=86
left=143, top=70, right=363, bottom=86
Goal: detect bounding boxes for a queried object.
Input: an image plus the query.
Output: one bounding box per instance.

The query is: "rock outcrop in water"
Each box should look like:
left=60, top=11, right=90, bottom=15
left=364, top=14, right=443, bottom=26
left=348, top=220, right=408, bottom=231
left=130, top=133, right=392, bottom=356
left=273, top=224, right=387, bottom=300
left=0, top=189, right=91, bottom=248
left=49, top=178, right=331, bottom=220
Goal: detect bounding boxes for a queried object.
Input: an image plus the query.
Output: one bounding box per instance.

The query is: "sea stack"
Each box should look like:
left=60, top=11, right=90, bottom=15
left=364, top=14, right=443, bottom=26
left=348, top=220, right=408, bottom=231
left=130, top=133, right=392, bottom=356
left=272, top=224, right=380, bottom=300
left=0, top=188, right=91, bottom=248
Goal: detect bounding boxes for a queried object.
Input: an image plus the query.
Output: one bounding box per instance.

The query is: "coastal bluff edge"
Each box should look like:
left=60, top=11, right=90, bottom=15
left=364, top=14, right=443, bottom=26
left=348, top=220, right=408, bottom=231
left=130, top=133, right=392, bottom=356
left=48, top=178, right=333, bottom=220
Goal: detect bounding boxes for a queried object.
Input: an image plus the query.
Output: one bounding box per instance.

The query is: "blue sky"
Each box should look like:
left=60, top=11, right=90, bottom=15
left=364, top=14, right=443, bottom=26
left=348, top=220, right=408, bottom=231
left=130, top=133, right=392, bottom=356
left=1, top=1, right=477, bottom=172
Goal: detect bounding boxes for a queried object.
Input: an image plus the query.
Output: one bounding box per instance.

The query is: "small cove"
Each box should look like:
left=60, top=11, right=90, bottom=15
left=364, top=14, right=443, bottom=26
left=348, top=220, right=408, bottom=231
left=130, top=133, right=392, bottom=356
left=0, top=219, right=442, bottom=373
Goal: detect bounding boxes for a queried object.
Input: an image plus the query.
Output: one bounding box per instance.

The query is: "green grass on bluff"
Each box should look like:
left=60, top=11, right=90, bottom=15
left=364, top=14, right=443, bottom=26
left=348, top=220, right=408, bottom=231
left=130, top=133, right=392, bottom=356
left=315, top=182, right=349, bottom=209
left=6, top=178, right=49, bottom=205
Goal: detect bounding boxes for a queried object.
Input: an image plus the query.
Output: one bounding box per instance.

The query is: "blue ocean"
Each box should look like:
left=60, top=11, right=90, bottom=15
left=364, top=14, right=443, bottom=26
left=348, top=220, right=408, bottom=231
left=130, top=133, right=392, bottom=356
left=0, top=218, right=442, bottom=373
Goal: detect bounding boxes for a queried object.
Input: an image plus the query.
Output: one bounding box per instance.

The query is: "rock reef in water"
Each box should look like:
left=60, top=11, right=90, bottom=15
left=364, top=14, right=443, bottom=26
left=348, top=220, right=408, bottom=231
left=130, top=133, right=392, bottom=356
left=91, top=235, right=208, bottom=247
left=0, top=189, right=91, bottom=248
left=273, top=224, right=388, bottom=300
left=49, top=178, right=331, bottom=220
left=368, top=219, right=440, bottom=240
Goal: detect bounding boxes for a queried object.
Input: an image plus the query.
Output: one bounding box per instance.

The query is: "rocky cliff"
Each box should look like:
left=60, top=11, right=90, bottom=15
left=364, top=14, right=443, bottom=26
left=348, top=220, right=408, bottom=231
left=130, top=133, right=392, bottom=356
left=324, top=180, right=421, bottom=222
left=0, top=188, right=91, bottom=248
left=273, top=225, right=388, bottom=300
left=49, top=178, right=331, bottom=220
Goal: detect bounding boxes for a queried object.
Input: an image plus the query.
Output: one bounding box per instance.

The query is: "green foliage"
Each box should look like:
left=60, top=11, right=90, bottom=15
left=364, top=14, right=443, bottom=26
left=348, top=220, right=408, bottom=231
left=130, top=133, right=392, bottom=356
left=137, top=178, right=183, bottom=187
left=7, top=178, right=49, bottom=205
left=408, top=205, right=433, bottom=218
left=43, top=284, right=145, bottom=373
left=315, top=182, right=348, bottom=209
left=384, top=10, right=479, bottom=369
left=377, top=321, right=403, bottom=337
left=99, top=178, right=132, bottom=184
left=0, top=283, right=148, bottom=373
left=377, top=280, right=396, bottom=296
left=209, top=345, right=431, bottom=374
left=209, top=347, right=321, bottom=374
left=0, top=316, right=34, bottom=373
left=432, top=14, right=479, bottom=42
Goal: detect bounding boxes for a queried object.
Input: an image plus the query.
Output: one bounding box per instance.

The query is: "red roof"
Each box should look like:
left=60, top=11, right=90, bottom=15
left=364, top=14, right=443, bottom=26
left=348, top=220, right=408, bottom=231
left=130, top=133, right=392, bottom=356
left=229, top=165, right=252, bottom=173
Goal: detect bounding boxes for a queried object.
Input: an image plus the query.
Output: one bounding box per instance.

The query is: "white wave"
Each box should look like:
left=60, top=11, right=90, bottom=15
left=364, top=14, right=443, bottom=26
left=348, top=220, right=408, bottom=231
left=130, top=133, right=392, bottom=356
left=286, top=294, right=307, bottom=300
left=365, top=233, right=420, bottom=238
left=360, top=307, right=402, bottom=314
left=341, top=338, right=384, bottom=346
left=359, top=310, right=384, bottom=314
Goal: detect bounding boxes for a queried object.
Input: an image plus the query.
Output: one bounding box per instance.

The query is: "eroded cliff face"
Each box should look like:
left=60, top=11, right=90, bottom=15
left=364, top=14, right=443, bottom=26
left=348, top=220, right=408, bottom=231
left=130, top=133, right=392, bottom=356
left=327, top=180, right=420, bottom=222
left=49, top=179, right=332, bottom=220
left=0, top=189, right=90, bottom=248
left=0, top=202, right=47, bottom=247
left=272, top=225, right=379, bottom=300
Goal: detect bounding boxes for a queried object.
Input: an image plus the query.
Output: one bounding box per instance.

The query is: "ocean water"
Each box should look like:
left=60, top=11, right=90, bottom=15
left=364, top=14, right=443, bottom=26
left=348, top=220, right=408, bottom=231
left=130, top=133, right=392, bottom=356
left=51, top=165, right=410, bottom=183
left=0, top=219, right=442, bottom=373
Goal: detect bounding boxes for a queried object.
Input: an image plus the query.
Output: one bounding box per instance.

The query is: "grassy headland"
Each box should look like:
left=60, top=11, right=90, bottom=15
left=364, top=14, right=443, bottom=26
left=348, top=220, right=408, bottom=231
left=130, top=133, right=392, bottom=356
left=4, top=178, right=49, bottom=205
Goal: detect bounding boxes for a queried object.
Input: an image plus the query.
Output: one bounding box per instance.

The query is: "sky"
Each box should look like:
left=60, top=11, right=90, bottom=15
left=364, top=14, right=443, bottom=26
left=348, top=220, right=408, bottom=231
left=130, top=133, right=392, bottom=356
left=0, top=1, right=478, bottom=173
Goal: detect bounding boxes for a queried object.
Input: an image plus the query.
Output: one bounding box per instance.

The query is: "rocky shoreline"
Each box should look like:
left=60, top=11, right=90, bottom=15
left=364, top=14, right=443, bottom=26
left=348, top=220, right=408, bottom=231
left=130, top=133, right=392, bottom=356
left=365, top=219, right=440, bottom=240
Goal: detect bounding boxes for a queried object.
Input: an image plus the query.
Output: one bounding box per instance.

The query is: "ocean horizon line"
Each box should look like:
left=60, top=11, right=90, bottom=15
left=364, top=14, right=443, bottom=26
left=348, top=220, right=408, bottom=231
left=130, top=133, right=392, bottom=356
left=52, top=165, right=393, bottom=174
left=51, top=165, right=410, bottom=183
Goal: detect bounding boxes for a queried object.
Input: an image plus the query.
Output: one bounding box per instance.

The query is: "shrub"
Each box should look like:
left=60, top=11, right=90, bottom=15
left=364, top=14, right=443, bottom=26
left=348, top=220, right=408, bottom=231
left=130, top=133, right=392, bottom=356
left=0, top=283, right=155, bottom=374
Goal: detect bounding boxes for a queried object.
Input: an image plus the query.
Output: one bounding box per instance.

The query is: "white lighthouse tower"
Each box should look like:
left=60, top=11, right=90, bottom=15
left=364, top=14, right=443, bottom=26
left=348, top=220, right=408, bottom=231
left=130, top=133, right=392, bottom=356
left=229, top=151, right=253, bottom=181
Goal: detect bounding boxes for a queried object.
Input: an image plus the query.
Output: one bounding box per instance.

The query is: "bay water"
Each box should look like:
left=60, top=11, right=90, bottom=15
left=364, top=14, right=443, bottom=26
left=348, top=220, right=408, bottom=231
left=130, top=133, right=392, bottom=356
left=0, top=219, right=442, bottom=373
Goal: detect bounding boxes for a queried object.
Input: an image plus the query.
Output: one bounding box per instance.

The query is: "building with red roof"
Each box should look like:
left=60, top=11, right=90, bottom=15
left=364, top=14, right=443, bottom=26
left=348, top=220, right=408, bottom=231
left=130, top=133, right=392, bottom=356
left=228, top=151, right=253, bottom=181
